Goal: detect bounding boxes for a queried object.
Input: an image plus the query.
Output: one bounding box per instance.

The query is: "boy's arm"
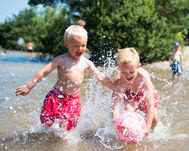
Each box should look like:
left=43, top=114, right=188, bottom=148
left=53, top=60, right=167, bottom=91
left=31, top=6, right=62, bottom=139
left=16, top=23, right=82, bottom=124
left=87, top=60, right=117, bottom=91
left=180, top=52, right=183, bottom=66
left=112, top=91, right=124, bottom=122
left=144, top=79, right=155, bottom=131
left=16, top=57, right=61, bottom=96
left=169, top=52, right=173, bottom=66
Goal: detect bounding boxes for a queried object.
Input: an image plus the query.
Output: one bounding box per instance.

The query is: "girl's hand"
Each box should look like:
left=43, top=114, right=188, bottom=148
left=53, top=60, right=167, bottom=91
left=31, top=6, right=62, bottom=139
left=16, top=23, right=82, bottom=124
left=15, top=85, right=31, bottom=96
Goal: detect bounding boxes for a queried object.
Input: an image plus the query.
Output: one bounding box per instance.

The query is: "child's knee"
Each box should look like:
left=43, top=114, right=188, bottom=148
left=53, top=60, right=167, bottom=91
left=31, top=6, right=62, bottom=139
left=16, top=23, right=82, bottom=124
left=153, top=116, right=158, bottom=125
left=152, top=113, right=158, bottom=130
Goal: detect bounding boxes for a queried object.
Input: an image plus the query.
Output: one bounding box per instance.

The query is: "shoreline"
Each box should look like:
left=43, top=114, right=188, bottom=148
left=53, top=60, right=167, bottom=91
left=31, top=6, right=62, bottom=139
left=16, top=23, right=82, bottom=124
left=1, top=46, right=189, bottom=67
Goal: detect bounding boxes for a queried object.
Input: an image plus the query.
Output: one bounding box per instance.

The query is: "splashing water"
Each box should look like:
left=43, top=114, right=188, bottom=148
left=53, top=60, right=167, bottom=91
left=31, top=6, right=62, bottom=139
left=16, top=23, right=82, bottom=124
left=0, top=50, right=189, bottom=151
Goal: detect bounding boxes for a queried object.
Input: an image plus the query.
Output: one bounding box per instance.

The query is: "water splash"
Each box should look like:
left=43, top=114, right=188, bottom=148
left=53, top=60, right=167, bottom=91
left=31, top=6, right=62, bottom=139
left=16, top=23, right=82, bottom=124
left=1, top=50, right=189, bottom=151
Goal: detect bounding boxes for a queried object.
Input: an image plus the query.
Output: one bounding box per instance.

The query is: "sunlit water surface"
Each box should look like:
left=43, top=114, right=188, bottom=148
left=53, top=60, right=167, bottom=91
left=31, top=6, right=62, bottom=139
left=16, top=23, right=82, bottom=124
left=0, top=50, right=188, bottom=151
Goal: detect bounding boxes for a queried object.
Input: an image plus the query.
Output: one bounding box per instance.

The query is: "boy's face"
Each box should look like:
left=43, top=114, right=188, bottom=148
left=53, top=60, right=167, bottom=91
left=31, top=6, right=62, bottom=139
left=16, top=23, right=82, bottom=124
left=64, top=36, right=87, bottom=60
left=174, top=46, right=180, bottom=51
left=119, top=63, right=140, bottom=84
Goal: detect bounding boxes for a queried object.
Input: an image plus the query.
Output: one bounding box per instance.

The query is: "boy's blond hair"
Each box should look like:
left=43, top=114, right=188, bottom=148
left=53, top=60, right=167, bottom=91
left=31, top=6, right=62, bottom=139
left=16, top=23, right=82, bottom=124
left=75, top=19, right=86, bottom=27
left=117, top=48, right=140, bottom=66
left=64, top=25, right=88, bottom=41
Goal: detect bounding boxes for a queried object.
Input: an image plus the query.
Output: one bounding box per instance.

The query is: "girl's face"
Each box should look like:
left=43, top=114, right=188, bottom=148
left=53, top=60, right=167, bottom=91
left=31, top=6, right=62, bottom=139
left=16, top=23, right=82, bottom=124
left=119, top=63, right=140, bottom=84
left=64, top=36, right=87, bottom=60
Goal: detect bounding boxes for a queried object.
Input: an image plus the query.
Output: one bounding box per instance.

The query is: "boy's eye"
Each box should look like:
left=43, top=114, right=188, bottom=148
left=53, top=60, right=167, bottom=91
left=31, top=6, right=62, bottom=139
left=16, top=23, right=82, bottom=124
left=130, top=72, right=134, bottom=74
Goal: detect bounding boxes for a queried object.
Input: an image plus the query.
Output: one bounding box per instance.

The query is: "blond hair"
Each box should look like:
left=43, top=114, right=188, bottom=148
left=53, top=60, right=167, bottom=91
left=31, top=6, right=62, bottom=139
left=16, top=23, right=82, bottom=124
left=117, top=48, right=140, bottom=66
left=64, top=25, right=88, bottom=41
left=75, top=19, right=86, bottom=27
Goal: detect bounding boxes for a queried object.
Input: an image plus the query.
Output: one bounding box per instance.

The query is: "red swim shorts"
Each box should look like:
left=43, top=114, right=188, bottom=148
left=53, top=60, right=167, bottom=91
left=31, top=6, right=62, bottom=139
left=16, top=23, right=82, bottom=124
left=40, top=87, right=81, bottom=131
left=124, top=89, right=159, bottom=113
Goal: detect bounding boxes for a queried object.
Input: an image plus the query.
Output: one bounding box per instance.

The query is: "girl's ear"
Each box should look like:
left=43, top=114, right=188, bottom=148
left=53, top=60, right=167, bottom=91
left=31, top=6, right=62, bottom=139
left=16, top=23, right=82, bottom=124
left=138, top=63, right=141, bottom=68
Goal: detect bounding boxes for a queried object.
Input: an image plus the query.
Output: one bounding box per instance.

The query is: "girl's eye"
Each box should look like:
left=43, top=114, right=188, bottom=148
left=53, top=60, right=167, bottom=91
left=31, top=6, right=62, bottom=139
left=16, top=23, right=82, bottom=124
left=130, top=72, right=134, bottom=74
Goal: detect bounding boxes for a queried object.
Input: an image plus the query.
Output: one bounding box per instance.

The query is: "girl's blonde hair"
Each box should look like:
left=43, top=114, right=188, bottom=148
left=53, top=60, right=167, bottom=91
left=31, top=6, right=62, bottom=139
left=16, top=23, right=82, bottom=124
left=64, top=25, right=88, bottom=41
left=117, top=48, right=140, bottom=66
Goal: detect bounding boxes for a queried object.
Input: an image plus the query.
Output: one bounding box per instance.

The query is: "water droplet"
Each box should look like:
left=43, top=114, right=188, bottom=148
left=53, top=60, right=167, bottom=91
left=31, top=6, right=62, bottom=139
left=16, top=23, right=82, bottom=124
left=59, top=87, right=63, bottom=92
left=42, top=78, right=46, bottom=81
left=4, top=97, right=9, bottom=101
left=58, top=95, right=64, bottom=98
left=34, top=78, right=38, bottom=83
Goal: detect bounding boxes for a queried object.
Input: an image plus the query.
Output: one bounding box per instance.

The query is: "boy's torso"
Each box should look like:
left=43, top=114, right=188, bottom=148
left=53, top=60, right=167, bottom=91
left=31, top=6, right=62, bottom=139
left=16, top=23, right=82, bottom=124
left=54, top=55, right=89, bottom=95
left=27, top=43, right=33, bottom=49
left=170, top=50, right=181, bottom=62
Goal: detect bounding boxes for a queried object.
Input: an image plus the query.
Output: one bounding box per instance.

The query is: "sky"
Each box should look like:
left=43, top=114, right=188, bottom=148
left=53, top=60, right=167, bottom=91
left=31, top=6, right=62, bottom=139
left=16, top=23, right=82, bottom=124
left=0, top=0, right=30, bottom=23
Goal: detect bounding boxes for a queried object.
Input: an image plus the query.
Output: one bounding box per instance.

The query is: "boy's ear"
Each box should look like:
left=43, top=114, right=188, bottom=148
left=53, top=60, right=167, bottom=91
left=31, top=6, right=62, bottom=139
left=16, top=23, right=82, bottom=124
left=138, top=63, right=141, bottom=68
left=64, top=41, right=68, bottom=48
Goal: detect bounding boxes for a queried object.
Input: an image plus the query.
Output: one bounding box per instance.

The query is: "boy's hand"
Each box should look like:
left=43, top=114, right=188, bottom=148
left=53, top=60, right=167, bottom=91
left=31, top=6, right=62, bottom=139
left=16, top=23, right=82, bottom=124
left=144, top=130, right=149, bottom=138
left=15, top=85, right=31, bottom=96
left=118, top=93, right=127, bottom=100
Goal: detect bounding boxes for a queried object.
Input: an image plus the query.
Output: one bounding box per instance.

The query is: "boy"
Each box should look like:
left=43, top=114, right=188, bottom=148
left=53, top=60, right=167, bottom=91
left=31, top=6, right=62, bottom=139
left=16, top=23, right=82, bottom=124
left=16, top=25, right=116, bottom=131
left=26, top=40, right=34, bottom=58
left=111, top=48, right=160, bottom=134
left=169, top=42, right=183, bottom=81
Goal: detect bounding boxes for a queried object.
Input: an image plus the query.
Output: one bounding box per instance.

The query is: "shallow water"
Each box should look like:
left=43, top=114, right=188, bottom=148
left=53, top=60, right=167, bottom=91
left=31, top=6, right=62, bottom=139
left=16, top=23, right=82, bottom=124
left=0, top=50, right=188, bottom=151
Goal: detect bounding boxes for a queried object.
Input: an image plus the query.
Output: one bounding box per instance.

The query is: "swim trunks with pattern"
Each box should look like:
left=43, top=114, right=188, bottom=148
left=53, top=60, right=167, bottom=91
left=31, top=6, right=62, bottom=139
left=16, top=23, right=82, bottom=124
left=40, top=87, right=81, bottom=131
left=124, top=89, right=159, bottom=113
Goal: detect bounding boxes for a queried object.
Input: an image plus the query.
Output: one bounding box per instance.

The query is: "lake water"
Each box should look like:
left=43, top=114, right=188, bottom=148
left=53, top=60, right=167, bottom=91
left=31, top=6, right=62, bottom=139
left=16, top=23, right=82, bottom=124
left=0, top=50, right=188, bottom=151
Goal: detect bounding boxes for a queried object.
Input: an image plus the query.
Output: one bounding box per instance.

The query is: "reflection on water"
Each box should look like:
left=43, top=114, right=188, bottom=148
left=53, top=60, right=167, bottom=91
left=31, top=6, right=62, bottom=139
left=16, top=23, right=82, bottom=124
left=0, top=50, right=189, bottom=151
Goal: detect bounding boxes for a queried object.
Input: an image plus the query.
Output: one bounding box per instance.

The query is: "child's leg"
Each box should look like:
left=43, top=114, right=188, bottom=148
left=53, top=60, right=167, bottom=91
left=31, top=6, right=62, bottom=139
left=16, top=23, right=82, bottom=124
left=125, top=103, right=135, bottom=112
left=172, top=74, right=175, bottom=80
left=151, top=109, right=158, bottom=130
left=178, top=74, right=181, bottom=81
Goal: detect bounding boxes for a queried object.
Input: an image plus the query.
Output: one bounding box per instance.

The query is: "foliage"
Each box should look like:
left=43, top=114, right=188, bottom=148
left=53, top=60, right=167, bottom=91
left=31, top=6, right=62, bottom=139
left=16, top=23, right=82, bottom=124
left=0, top=0, right=189, bottom=64
left=0, top=8, right=38, bottom=50
left=0, top=7, right=70, bottom=57
left=39, top=7, right=70, bottom=57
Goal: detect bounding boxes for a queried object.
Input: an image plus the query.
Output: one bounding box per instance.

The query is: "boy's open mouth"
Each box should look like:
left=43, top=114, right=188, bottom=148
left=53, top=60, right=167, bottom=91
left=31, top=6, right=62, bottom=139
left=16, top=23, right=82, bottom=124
left=127, top=77, right=133, bottom=81
left=76, top=52, right=82, bottom=56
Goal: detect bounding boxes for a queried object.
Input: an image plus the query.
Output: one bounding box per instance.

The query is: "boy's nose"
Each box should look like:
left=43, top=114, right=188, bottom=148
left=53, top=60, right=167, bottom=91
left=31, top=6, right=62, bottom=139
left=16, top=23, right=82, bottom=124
left=77, top=46, right=82, bottom=50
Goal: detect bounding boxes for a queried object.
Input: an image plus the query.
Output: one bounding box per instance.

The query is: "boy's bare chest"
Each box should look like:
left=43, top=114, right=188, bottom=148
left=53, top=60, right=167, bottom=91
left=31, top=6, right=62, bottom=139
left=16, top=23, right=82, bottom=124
left=172, top=51, right=181, bottom=60
left=58, top=62, right=87, bottom=84
left=119, top=80, right=144, bottom=94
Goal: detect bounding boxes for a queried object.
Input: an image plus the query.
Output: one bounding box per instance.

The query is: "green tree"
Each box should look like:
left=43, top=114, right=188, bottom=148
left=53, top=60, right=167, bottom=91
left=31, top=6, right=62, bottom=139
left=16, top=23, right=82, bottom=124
left=28, top=0, right=189, bottom=63
left=0, top=8, right=38, bottom=50
left=39, top=7, right=70, bottom=57
left=0, top=6, right=70, bottom=58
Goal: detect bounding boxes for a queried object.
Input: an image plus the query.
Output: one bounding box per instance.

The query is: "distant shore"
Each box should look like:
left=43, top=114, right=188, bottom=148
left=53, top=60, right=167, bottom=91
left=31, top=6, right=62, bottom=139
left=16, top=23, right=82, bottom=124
left=1, top=46, right=189, bottom=67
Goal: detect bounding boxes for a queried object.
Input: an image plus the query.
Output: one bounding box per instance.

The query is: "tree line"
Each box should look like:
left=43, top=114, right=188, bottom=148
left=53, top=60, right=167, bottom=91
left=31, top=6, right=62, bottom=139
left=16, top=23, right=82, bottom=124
left=0, top=0, right=189, bottom=64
